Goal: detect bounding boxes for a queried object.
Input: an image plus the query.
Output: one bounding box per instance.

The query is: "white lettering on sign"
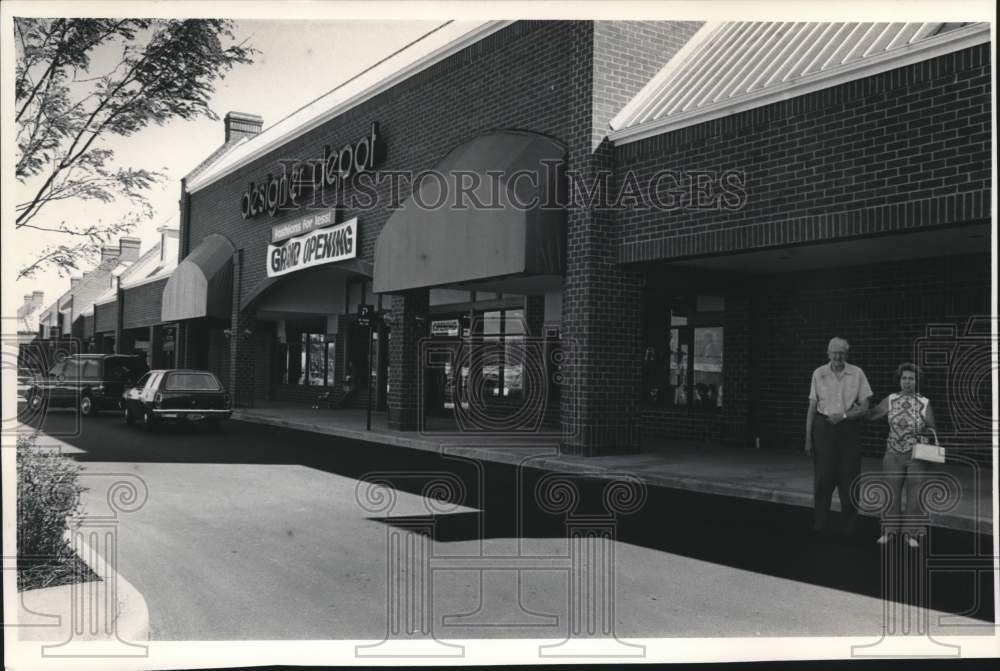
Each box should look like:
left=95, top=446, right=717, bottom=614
left=267, top=217, right=357, bottom=278
left=271, top=209, right=334, bottom=243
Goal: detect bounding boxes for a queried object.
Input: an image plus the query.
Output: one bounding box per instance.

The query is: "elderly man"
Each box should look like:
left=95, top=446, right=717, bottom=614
left=805, top=337, right=873, bottom=537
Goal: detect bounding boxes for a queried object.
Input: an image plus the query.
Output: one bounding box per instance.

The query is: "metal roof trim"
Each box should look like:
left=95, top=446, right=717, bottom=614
left=611, top=21, right=990, bottom=147
left=187, top=21, right=513, bottom=194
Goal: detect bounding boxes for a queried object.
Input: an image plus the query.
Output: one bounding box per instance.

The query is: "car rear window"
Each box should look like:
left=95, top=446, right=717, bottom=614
left=164, top=372, right=221, bottom=391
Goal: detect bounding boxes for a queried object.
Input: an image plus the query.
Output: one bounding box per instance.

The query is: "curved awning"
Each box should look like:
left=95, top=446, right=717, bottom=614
left=161, top=234, right=235, bottom=322
left=373, top=131, right=566, bottom=294
left=241, top=258, right=373, bottom=311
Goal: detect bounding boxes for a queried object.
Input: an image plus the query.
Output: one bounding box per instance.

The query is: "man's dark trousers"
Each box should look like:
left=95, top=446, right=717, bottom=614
left=812, top=415, right=863, bottom=533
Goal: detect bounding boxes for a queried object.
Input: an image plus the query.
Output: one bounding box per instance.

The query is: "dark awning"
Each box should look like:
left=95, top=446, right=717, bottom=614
left=373, top=132, right=565, bottom=294
left=241, top=258, right=373, bottom=311
left=161, top=234, right=235, bottom=322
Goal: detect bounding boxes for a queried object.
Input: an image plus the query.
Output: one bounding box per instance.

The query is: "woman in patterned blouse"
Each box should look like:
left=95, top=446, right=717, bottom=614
left=868, top=363, right=937, bottom=547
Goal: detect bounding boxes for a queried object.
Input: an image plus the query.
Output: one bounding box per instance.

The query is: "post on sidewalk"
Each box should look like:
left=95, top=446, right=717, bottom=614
left=357, top=303, right=376, bottom=431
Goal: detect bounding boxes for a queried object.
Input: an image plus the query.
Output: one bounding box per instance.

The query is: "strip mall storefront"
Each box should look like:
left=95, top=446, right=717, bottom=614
left=106, top=20, right=990, bottom=459
left=165, top=22, right=602, bottom=435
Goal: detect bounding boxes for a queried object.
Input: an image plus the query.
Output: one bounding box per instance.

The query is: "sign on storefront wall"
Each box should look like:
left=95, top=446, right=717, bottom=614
left=241, top=121, right=383, bottom=220
left=270, top=209, right=337, bottom=243
left=266, top=217, right=357, bottom=278
left=431, top=319, right=459, bottom=336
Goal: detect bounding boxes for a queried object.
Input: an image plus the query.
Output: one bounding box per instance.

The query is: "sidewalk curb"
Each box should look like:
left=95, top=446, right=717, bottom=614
left=16, top=430, right=150, bottom=645
left=16, top=534, right=150, bottom=644
left=232, top=411, right=988, bottom=535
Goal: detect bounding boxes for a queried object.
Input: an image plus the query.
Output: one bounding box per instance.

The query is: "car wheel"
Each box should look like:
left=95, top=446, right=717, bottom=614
left=143, top=409, right=157, bottom=432
left=124, top=404, right=135, bottom=426
left=80, top=394, right=96, bottom=417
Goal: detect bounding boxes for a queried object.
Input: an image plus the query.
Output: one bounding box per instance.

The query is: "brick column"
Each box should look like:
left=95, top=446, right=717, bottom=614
left=387, top=289, right=428, bottom=430
left=560, top=141, right=643, bottom=457
left=148, top=326, right=162, bottom=369
left=228, top=250, right=256, bottom=408
left=175, top=322, right=187, bottom=369
left=524, top=295, right=545, bottom=337
left=113, top=282, right=125, bottom=354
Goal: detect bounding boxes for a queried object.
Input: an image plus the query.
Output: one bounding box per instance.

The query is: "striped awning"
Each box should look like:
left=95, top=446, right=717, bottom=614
left=611, top=22, right=988, bottom=140
left=161, top=234, right=235, bottom=322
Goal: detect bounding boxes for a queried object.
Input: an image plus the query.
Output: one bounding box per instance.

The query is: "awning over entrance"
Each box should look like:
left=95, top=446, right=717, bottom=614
left=242, top=258, right=373, bottom=312
left=161, top=234, right=235, bottom=322
left=373, top=132, right=565, bottom=294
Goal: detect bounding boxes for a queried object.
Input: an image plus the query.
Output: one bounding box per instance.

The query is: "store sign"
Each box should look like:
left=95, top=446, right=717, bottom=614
left=266, top=217, right=357, bottom=278
left=271, top=209, right=336, bottom=244
left=357, top=304, right=375, bottom=328
left=431, top=319, right=460, bottom=337
left=241, top=122, right=383, bottom=220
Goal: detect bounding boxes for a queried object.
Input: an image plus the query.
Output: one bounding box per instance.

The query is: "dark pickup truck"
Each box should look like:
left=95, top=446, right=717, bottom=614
left=25, top=354, right=148, bottom=417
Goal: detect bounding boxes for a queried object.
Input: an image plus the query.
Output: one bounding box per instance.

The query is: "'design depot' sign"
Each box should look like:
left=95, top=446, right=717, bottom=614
left=267, top=217, right=357, bottom=278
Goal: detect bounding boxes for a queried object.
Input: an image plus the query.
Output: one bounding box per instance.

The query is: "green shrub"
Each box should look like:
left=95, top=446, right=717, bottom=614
left=17, top=432, right=90, bottom=591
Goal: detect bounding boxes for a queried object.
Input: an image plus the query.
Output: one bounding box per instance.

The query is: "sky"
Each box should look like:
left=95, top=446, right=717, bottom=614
left=7, top=1, right=993, bottom=314
left=11, top=18, right=438, bottom=310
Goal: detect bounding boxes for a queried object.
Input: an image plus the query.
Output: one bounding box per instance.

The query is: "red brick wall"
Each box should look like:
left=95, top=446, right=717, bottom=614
left=561, top=22, right=701, bottom=455
left=591, top=22, right=702, bottom=149
left=188, top=21, right=594, bottom=310
left=616, top=44, right=991, bottom=262
left=753, top=253, right=991, bottom=458
left=640, top=286, right=752, bottom=445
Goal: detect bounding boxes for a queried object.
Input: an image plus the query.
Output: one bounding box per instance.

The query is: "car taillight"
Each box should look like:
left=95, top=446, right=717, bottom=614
left=95, top=384, right=105, bottom=393
left=154, top=392, right=162, bottom=408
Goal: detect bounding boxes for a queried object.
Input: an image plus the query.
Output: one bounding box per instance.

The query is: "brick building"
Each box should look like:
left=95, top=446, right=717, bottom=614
left=95, top=20, right=991, bottom=458
left=91, top=223, right=179, bottom=365
left=610, top=22, right=992, bottom=457
left=34, top=238, right=142, bottom=342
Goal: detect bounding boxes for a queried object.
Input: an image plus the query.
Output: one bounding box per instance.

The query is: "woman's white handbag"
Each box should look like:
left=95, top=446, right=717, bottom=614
left=913, top=428, right=945, bottom=463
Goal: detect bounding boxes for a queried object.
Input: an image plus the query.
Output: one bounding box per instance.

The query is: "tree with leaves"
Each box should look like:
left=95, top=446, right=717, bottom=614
left=14, top=19, right=254, bottom=279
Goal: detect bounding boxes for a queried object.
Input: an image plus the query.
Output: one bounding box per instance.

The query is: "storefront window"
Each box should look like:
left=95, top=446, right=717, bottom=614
left=294, top=332, right=336, bottom=386
left=327, top=341, right=337, bottom=386
left=504, top=309, right=525, bottom=397
left=693, top=326, right=723, bottom=409
left=643, top=293, right=723, bottom=410
left=462, top=307, right=527, bottom=399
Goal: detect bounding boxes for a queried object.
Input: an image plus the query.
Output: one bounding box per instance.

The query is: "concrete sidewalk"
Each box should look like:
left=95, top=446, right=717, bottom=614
left=232, top=402, right=994, bottom=535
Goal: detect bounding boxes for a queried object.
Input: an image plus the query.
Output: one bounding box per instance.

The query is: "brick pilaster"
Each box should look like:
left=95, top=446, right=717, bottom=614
left=148, top=326, right=162, bottom=369
left=228, top=250, right=256, bottom=408
left=387, top=289, right=429, bottom=430
left=113, top=282, right=124, bottom=355
left=175, top=322, right=188, bottom=368
left=524, top=295, right=545, bottom=337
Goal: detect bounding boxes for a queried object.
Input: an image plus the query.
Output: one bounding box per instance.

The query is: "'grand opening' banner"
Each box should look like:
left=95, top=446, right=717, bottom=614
left=266, top=217, right=357, bottom=278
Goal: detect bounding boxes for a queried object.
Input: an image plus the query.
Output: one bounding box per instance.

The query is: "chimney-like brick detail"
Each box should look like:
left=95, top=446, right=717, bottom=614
left=70, top=277, right=82, bottom=288
left=100, top=245, right=119, bottom=263
left=224, top=111, right=263, bottom=143
left=118, top=237, right=142, bottom=263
